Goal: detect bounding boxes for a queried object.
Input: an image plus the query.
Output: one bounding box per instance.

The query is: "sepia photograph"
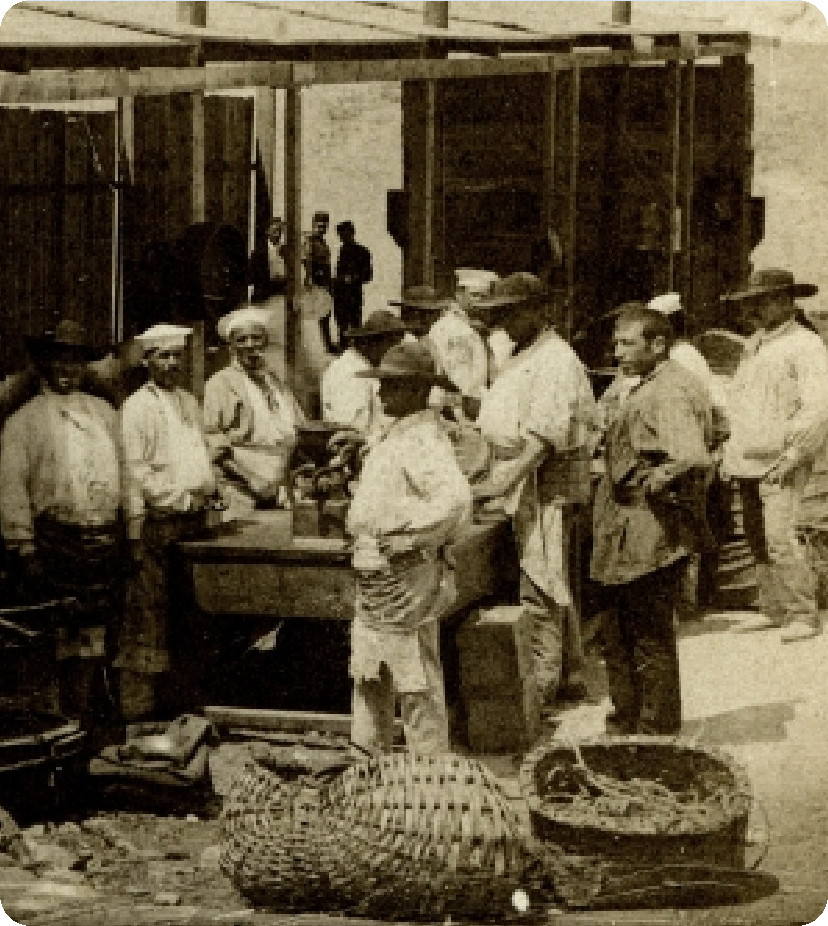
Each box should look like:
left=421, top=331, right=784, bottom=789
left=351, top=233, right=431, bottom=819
left=0, top=0, right=824, bottom=923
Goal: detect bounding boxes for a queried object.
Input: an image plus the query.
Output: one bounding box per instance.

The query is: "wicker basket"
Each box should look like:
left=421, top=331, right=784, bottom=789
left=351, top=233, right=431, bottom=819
left=518, top=735, right=753, bottom=907
left=220, top=750, right=551, bottom=921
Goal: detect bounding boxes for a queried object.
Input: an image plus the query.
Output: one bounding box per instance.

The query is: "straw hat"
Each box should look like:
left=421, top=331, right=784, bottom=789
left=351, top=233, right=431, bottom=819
left=25, top=319, right=105, bottom=362
left=721, top=268, right=818, bottom=302
left=355, top=341, right=454, bottom=388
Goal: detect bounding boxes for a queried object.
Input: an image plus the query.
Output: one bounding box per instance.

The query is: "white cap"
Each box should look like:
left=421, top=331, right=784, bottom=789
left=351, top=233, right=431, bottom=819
left=455, top=268, right=500, bottom=297
left=647, top=293, right=682, bottom=315
left=217, top=306, right=276, bottom=342
left=135, top=323, right=192, bottom=355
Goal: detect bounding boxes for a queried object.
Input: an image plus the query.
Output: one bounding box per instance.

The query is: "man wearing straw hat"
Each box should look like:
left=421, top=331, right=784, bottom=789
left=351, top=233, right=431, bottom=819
left=346, top=341, right=472, bottom=753
left=721, top=268, right=828, bottom=643
left=321, top=309, right=407, bottom=436
left=471, top=273, right=597, bottom=717
left=205, top=305, right=306, bottom=519
left=118, top=324, right=216, bottom=719
left=0, top=319, right=123, bottom=726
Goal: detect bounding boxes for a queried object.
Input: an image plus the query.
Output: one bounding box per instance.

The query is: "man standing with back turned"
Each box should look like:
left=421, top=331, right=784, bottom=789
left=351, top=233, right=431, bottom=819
left=592, top=304, right=712, bottom=735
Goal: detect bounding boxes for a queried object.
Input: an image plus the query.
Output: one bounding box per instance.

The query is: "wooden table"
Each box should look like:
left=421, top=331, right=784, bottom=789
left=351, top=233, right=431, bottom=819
left=174, top=511, right=516, bottom=622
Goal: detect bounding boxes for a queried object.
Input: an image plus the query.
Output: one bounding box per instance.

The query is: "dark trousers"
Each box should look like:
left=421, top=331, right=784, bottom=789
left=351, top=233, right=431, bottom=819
left=332, top=286, right=363, bottom=337
left=600, top=561, right=683, bottom=734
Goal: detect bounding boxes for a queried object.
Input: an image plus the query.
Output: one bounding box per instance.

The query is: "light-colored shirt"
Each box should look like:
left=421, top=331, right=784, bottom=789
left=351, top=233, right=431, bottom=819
left=320, top=347, right=379, bottom=435
left=427, top=307, right=488, bottom=399
left=204, top=361, right=306, bottom=496
left=121, top=383, right=215, bottom=539
left=477, top=329, right=597, bottom=603
left=0, top=390, right=121, bottom=544
left=723, top=319, right=828, bottom=479
left=347, top=408, right=472, bottom=555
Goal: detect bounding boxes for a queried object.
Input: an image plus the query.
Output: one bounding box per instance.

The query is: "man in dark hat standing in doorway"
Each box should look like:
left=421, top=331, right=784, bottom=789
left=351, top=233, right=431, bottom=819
left=722, top=268, right=828, bottom=643
left=0, top=320, right=123, bottom=729
left=332, top=220, right=373, bottom=346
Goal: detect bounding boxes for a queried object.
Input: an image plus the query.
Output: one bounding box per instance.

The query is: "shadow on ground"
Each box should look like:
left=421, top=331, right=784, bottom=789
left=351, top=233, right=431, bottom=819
left=683, top=700, right=801, bottom=747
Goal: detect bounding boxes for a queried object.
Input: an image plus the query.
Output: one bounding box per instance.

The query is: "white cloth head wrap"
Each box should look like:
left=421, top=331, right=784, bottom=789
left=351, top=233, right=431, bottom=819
left=135, top=324, right=192, bottom=356
left=647, top=293, right=682, bottom=316
left=217, top=306, right=276, bottom=342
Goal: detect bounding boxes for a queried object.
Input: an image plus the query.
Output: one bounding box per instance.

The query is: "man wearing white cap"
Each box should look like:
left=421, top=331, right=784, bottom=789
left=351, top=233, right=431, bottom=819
left=205, top=306, right=306, bottom=518
left=118, top=324, right=216, bottom=719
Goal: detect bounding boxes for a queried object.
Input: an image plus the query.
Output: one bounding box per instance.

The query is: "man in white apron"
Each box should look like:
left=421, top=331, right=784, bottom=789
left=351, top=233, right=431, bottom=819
left=119, top=324, right=216, bottom=719
left=472, top=274, right=598, bottom=714
left=205, top=306, right=306, bottom=520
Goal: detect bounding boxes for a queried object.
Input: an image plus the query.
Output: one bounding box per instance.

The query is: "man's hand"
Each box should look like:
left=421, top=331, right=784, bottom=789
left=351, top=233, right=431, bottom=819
left=765, top=454, right=798, bottom=486
left=642, top=465, right=678, bottom=498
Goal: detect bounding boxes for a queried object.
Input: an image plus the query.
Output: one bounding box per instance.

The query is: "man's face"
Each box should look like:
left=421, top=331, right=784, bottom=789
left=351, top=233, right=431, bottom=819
left=614, top=319, right=664, bottom=376
left=378, top=377, right=428, bottom=418
left=146, top=347, right=184, bottom=389
left=740, top=292, right=794, bottom=333
left=45, top=357, right=84, bottom=395
left=360, top=333, right=404, bottom=368
left=312, top=218, right=328, bottom=237
left=230, top=325, right=268, bottom=374
left=266, top=221, right=284, bottom=245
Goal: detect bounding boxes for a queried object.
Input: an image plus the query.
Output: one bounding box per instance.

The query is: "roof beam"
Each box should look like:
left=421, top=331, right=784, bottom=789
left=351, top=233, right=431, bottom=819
left=0, top=43, right=199, bottom=73
left=0, top=43, right=752, bottom=104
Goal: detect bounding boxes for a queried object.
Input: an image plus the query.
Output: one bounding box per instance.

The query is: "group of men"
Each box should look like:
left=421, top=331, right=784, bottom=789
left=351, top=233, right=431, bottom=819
left=0, top=256, right=823, bottom=757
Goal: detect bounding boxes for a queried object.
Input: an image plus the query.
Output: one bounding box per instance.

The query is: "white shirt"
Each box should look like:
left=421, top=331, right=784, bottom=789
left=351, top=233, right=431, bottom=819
left=121, top=383, right=215, bottom=539
left=320, top=347, right=380, bottom=435
left=723, top=319, right=828, bottom=479
left=0, top=391, right=120, bottom=543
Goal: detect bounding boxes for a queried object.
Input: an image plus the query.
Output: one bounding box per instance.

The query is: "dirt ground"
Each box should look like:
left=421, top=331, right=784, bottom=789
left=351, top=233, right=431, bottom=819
left=0, top=609, right=824, bottom=926
left=1, top=8, right=827, bottom=926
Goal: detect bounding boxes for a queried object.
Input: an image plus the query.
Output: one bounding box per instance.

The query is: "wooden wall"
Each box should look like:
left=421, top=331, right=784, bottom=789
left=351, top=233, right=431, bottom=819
left=0, top=107, right=116, bottom=373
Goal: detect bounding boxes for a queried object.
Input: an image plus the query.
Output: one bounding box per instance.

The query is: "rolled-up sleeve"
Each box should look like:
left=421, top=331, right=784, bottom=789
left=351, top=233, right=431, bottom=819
left=785, top=340, right=828, bottom=466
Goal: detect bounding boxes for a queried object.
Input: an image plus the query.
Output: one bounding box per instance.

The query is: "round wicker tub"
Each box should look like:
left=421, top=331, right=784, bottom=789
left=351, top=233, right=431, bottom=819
left=519, top=736, right=753, bottom=870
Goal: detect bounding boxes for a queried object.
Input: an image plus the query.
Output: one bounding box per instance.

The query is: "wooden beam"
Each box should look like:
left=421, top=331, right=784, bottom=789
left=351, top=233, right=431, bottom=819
left=177, top=1, right=207, bottom=27
left=666, top=59, right=681, bottom=292
left=564, top=64, right=580, bottom=341
left=283, top=84, right=301, bottom=390
left=203, top=705, right=352, bottom=736
left=191, top=92, right=206, bottom=224
left=0, top=42, right=199, bottom=73
left=680, top=57, right=696, bottom=327
left=542, top=63, right=557, bottom=235
left=114, top=96, right=134, bottom=343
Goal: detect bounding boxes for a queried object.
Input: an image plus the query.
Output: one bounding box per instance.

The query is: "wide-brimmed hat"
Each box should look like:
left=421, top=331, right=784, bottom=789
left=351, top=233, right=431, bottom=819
left=355, top=341, right=454, bottom=388
left=25, top=319, right=104, bottom=362
left=721, top=268, right=818, bottom=302
left=345, top=310, right=408, bottom=340
left=465, top=272, right=550, bottom=312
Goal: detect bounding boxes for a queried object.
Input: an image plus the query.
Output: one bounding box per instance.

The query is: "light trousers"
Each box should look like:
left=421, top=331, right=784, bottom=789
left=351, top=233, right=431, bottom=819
left=350, top=620, right=449, bottom=754
left=739, top=475, right=819, bottom=628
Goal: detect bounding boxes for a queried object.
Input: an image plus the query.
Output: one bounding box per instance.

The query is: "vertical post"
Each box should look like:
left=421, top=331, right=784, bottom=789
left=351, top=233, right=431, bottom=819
left=177, top=1, right=207, bottom=26
left=564, top=64, right=580, bottom=342
left=542, top=64, right=557, bottom=242
left=284, top=83, right=302, bottom=387
left=423, top=1, right=449, bottom=28
left=611, top=1, right=632, bottom=24
left=666, top=59, right=681, bottom=292
left=423, top=80, right=436, bottom=289
left=722, top=52, right=753, bottom=291
left=115, top=97, right=134, bottom=343
left=680, top=48, right=696, bottom=327
left=191, top=92, right=206, bottom=224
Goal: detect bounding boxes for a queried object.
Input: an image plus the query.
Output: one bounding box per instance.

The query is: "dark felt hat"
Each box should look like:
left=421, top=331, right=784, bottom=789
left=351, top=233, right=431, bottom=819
left=25, top=319, right=104, bottom=362
left=355, top=340, right=454, bottom=389
left=721, top=268, right=818, bottom=302
left=345, top=310, right=409, bottom=340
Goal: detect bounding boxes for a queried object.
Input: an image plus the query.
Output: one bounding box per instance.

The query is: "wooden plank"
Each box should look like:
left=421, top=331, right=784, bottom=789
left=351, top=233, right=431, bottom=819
left=283, top=84, right=301, bottom=387
left=565, top=64, right=580, bottom=340
left=191, top=92, right=206, bottom=225
left=721, top=53, right=751, bottom=292
left=203, top=706, right=352, bottom=736
left=680, top=58, right=696, bottom=329
left=666, top=59, right=681, bottom=291
left=542, top=64, right=557, bottom=250
left=114, top=96, right=134, bottom=342
left=0, top=43, right=199, bottom=73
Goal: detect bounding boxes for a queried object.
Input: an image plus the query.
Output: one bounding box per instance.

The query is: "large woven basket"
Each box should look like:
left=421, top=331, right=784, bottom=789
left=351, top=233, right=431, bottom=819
left=220, top=750, right=550, bottom=921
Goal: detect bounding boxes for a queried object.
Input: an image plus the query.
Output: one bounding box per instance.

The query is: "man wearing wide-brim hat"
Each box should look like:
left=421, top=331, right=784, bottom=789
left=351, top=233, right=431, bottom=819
left=321, top=309, right=408, bottom=436
left=0, top=319, right=123, bottom=727
left=472, top=273, right=598, bottom=714
left=345, top=341, right=472, bottom=753
left=721, top=268, right=828, bottom=642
